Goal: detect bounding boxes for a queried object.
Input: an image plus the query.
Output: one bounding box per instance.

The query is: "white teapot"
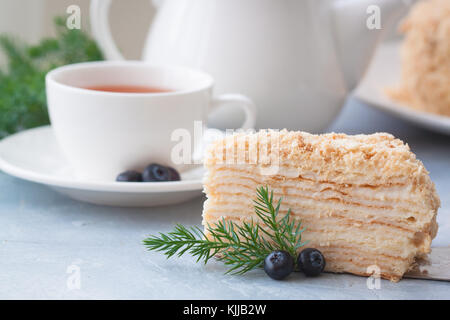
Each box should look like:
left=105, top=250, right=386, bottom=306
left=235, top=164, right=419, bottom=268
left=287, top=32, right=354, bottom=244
left=90, top=0, right=410, bottom=131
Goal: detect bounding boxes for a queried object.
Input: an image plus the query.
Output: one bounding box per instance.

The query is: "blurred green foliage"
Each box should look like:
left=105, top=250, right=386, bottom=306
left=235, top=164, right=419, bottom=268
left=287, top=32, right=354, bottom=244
left=0, top=17, right=103, bottom=138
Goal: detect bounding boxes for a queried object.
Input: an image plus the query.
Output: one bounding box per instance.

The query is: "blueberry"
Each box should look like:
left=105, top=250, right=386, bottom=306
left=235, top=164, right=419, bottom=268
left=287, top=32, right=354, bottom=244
left=264, top=250, right=294, bottom=280
left=116, top=170, right=142, bottom=182
left=167, top=167, right=181, bottom=181
left=297, top=248, right=326, bottom=277
left=142, top=163, right=170, bottom=182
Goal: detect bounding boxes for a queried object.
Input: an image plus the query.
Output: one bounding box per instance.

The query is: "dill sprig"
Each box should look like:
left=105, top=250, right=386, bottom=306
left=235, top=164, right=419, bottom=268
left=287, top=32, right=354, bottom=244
left=143, top=186, right=307, bottom=275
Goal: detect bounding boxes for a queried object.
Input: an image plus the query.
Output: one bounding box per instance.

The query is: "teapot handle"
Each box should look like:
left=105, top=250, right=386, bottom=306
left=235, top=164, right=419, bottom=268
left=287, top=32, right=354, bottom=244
left=89, top=0, right=124, bottom=60
left=90, top=0, right=162, bottom=60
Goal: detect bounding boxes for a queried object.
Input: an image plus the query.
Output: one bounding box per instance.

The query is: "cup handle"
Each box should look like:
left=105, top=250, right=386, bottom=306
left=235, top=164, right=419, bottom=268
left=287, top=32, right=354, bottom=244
left=191, top=94, right=256, bottom=163
left=210, top=94, right=257, bottom=130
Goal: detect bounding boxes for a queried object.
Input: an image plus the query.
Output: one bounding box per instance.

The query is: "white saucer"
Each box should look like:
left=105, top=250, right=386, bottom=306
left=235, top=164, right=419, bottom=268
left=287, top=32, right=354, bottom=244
left=0, top=126, right=205, bottom=207
left=355, top=41, right=450, bottom=135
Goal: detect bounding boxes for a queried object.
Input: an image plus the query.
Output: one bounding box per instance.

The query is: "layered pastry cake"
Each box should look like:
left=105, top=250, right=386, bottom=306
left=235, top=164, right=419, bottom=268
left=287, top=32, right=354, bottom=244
left=202, top=130, right=440, bottom=281
left=386, top=0, right=450, bottom=116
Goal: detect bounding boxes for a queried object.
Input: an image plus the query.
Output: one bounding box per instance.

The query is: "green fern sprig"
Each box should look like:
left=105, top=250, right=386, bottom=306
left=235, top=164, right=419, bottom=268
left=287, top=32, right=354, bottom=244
left=253, top=186, right=308, bottom=259
left=143, top=186, right=307, bottom=275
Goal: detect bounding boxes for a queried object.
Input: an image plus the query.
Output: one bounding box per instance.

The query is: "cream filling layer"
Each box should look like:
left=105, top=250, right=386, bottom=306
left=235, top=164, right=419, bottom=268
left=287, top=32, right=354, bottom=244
left=203, top=214, right=422, bottom=258
left=203, top=186, right=434, bottom=231
left=205, top=167, right=436, bottom=209
left=205, top=162, right=422, bottom=186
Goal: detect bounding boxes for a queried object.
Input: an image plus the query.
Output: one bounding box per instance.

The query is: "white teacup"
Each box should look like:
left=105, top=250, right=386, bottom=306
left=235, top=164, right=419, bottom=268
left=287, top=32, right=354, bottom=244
left=46, top=61, right=256, bottom=181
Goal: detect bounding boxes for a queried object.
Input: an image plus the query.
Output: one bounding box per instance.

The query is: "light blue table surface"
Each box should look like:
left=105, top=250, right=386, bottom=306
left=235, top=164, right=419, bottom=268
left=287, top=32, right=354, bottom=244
left=1, top=97, right=449, bottom=299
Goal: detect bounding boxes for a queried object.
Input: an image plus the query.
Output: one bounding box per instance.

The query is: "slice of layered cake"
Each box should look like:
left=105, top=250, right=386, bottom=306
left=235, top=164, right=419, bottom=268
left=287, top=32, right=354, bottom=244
left=202, top=130, right=440, bottom=281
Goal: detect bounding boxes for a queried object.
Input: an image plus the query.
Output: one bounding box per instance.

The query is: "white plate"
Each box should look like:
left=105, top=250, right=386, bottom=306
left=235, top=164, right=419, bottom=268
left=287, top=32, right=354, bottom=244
left=354, top=41, right=450, bottom=135
left=0, top=126, right=205, bottom=207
